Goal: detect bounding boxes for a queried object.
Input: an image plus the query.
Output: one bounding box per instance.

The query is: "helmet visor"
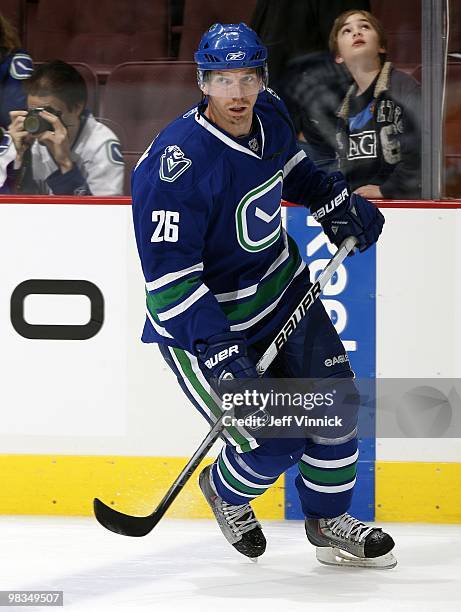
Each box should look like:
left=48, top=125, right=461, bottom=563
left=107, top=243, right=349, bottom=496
left=199, top=68, right=265, bottom=97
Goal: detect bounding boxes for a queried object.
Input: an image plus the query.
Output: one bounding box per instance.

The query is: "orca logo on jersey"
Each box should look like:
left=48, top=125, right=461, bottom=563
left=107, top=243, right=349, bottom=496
left=159, top=145, right=192, bottom=183
left=226, top=51, right=246, bottom=61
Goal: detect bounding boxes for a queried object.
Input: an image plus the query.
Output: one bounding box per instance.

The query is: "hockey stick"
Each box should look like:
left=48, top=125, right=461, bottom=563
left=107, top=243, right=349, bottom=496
left=94, top=235, right=358, bottom=537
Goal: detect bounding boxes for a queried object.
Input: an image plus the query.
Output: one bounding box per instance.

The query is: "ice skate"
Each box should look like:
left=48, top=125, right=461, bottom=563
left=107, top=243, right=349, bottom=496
left=199, top=464, right=266, bottom=559
left=305, top=512, right=397, bottom=568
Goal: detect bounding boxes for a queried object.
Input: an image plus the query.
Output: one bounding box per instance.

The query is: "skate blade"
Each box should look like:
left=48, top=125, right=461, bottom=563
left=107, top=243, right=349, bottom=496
left=316, top=547, right=397, bottom=569
left=249, top=556, right=258, bottom=564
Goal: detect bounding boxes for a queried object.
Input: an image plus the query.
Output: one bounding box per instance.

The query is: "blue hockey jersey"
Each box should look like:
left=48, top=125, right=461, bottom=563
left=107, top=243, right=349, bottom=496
left=0, top=50, right=33, bottom=129
left=132, top=90, right=337, bottom=354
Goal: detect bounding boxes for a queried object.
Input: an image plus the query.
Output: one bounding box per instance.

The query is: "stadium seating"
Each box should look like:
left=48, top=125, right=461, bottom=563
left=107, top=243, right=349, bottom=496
left=371, top=0, right=421, bottom=66
left=1, top=0, right=24, bottom=35
left=444, top=63, right=461, bottom=196
left=178, top=0, right=258, bottom=60
left=448, top=0, right=461, bottom=54
left=72, top=63, right=99, bottom=116
left=24, top=0, right=169, bottom=71
left=122, top=151, right=142, bottom=197
left=100, top=61, right=200, bottom=193
left=411, top=62, right=461, bottom=197
left=100, top=61, right=199, bottom=152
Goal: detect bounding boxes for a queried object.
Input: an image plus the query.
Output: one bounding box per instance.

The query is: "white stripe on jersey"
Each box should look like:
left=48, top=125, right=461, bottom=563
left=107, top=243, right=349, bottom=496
left=301, top=450, right=359, bottom=469
left=146, top=308, right=173, bottom=338
left=214, top=230, right=290, bottom=302
left=157, top=283, right=209, bottom=321
left=230, top=259, right=306, bottom=331
left=146, top=262, right=204, bottom=291
left=283, top=150, right=307, bottom=177
left=301, top=476, right=357, bottom=493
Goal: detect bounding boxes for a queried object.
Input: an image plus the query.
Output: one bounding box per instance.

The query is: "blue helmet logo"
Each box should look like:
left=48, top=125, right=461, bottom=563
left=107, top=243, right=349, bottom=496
left=226, top=51, right=246, bottom=61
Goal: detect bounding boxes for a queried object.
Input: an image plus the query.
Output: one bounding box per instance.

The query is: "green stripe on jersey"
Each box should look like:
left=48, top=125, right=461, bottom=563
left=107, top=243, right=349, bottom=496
left=218, top=457, right=266, bottom=496
left=145, top=291, right=160, bottom=322
left=148, top=275, right=201, bottom=312
left=172, top=348, right=253, bottom=452
left=299, top=461, right=357, bottom=485
left=221, top=235, right=301, bottom=322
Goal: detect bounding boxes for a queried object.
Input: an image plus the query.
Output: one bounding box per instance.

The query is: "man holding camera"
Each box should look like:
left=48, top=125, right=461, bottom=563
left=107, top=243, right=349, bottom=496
left=2, top=60, right=124, bottom=195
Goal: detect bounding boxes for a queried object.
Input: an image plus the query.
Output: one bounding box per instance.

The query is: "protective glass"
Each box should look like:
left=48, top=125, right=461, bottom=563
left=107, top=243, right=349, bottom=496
left=198, top=69, right=265, bottom=97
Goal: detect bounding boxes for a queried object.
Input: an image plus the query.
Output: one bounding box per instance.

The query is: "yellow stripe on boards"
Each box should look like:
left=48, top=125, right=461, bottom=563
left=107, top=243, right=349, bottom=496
left=376, top=461, right=461, bottom=523
left=0, top=455, right=284, bottom=519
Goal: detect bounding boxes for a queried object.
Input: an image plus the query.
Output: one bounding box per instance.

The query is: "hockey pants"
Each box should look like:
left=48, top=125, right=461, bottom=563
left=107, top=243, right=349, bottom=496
left=158, top=297, right=359, bottom=519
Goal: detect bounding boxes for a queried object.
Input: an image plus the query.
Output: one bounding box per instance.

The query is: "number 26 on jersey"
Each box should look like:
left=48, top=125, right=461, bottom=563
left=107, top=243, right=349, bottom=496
left=151, top=210, right=179, bottom=243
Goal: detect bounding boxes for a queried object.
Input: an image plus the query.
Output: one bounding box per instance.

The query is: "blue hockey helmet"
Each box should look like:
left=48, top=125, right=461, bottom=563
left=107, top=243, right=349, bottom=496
left=195, top=23, right=268, bottom=96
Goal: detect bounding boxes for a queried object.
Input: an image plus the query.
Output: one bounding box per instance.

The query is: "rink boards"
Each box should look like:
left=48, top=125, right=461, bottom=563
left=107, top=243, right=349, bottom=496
left=0, top=196, right=460, bottom=522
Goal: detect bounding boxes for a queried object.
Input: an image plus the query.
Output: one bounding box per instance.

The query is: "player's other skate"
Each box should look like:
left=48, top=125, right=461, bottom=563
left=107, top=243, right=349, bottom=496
left=199, top=465, right=266, bottom=559
left=305, top=512, right=396, bottom=568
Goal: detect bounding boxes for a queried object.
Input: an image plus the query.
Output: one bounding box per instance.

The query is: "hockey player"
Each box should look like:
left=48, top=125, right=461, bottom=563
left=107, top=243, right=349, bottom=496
left=132, top=23, right=396, bottom=568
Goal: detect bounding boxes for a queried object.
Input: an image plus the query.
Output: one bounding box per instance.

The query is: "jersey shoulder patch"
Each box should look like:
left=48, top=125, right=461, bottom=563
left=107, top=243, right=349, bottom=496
left=9, top=53, right=34, bottom=80
left=159, top=145, right=192, bottom=183
left=106, top=140, right=124, bottom=165
left=182, top=106, right=198, bottom=119
left=0, top=133, right=12, bottom=155
left=266, top=87, right=281, bottom=101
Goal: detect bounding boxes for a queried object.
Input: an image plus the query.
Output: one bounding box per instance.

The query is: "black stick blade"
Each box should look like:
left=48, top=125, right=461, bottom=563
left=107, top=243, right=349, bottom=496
left=93, top=498, right=156, bottom=537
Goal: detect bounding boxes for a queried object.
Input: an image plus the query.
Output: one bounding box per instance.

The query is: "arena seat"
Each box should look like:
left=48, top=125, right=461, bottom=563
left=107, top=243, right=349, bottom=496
left=25, top=0, right=168, bottom=70
left=122, top=151, right=142, bottom=196
left=71, top=63, right=99, bottom=116
left=444, top=62, right=461, bottom=196
left=411, top=62, right=461, bottom=197
left=371, top=0, right=421, bottom=65
left=100, top=61, right=200, bottom=152
left=1, top=0, right=24, bottom=36
left=178, top=0, right=258, bottom=60
left=448, top=0, right=461, bottom=55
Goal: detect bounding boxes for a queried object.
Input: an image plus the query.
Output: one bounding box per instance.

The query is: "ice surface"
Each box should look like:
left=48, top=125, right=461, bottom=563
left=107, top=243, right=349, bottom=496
left=1, top=517, right=460, bottom=612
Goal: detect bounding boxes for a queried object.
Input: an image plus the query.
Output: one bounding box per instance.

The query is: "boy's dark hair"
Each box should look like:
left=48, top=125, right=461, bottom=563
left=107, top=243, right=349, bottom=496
left=329, top=10, right=388, bottom=65
left=24, top=60, right=87, bottom=111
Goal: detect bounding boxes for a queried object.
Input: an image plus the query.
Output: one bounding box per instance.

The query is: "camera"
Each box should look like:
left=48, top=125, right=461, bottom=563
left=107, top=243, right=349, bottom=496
left=23, top=106, right=62, bottom=135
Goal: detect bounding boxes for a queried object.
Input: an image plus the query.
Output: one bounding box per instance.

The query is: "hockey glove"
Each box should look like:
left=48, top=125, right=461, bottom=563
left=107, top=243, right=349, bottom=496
left=195, top=332, right=258, bottom=390
left=310, top=172, right=384, bottom=252
left=320, top=192, right=384, bottom=253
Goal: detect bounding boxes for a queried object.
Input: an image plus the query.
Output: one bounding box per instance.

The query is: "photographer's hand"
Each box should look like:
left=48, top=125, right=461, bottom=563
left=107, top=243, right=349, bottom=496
left=36, top=109, right=73, bottom=174
left=9, top=110, right=34, bottom=164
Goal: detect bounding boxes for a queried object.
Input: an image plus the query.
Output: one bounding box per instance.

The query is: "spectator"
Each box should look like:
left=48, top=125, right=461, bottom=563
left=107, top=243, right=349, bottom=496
left=251, top=1, right=370, bottom=169
left=2, top=60, right=124, bottom=195
left=0, top=13, right=33, bottom=130
left=330, top=10, right=421, bottom=198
